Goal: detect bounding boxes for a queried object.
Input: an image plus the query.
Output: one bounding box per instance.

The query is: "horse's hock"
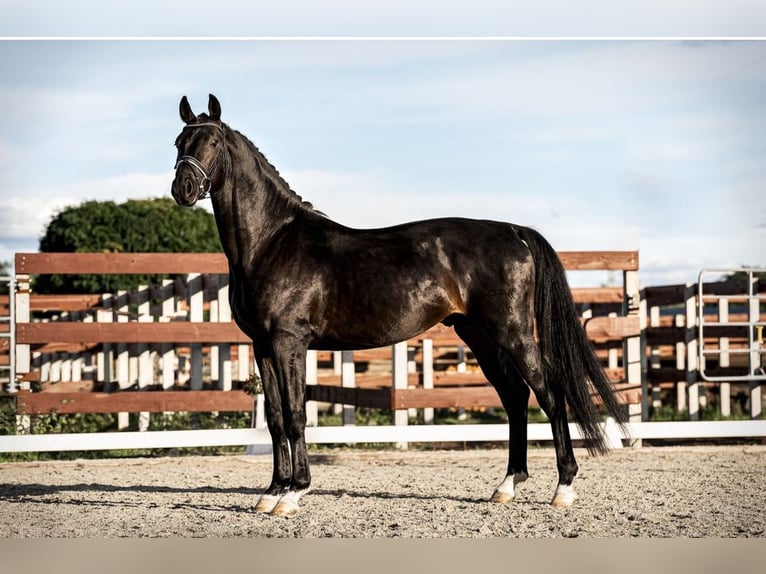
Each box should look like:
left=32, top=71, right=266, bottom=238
left=7, top=250, right=642, bottom=428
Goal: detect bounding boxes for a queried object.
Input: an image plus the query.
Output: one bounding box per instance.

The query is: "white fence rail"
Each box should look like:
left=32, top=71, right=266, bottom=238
left=1, top=420, right=765, bottom=454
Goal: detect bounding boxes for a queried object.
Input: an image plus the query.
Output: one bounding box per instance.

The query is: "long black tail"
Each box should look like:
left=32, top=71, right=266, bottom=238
left=516, top=226, right=626, bottom=455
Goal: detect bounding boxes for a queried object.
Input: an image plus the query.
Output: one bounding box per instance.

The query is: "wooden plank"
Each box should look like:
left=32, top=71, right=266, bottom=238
left=15, top=253, right=229, bottom=275
left=583, top=315, right=641, bottom=342
left=16, top=322, right=251, bottom=344
left=15, top=251, right=638, bottom=275
left=306, top=385, right=392, bottom=409
left=16, top=317, right=639, bottom=347
left=16, top=390, right=255, bottom=415
left=316, top=373, right=414, bottom=389
left=557, top=251, right=639, bottom=271
left=392, top=387, right=502, bottom=409
left=392, top=383, right=639, bottom=410
left=316, top=365, right=626, bottom=391
left=570, top=287, right=625, bottom=304
left=16, top=379, right=637, bottom=415
left=432, top=367, right=626, bottom=385
left=29, top=294, right=103, bottom=312
left=415, top=316, right=639, bottom=346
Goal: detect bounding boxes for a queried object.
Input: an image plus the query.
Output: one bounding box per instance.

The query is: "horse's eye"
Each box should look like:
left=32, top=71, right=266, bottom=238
left=210, top=139, right=219, bottom=148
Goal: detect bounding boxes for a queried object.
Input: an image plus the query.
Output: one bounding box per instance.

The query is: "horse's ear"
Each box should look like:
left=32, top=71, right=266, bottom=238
left=208, top=94, right=221, bottom=121
left=179, top=96, right=195, bottom=124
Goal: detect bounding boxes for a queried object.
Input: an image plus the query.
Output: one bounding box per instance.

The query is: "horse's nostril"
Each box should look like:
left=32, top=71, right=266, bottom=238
left=184, top=180, right=194, bottom=197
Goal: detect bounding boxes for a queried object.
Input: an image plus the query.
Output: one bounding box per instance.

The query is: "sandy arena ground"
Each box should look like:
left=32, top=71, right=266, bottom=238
left=0, top=446, right=764, bottom=538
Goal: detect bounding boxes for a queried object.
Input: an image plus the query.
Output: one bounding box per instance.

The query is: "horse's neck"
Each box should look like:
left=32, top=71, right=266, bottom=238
left=211, top=139, right=300, bottom=267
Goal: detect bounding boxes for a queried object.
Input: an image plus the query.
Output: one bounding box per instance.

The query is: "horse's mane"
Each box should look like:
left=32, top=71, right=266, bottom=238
left=228, top=126, right=320, bottom=214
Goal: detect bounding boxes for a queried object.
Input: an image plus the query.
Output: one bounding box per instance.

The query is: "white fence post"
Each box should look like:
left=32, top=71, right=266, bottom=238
left=13, top=272, right=30, bottom=433
left=136, top=285, right=152, bottom=432
left=392, top=341, right=408, bottom=448
left=237, top=344, right=250, bottom=385
left=332, top=351, right=343, bottom=415
left=188, top=273, right=203, bottom=392
left=216, top=275, right=232, bottom=392
left=623, top=269, right=643, bottom=423
left=115, top=290, right=129, bottom=390
left=341, top=350, right=355, bottom=426
left=97, top=295, right=114, bottom=390
left=685, top=285, right=700, bottom=420
left=422, top=338, right=434, bottom=425
left=13, top=273, right=30, bottom=392
left=159, top=279, right=176, bottom=391
left=306, top=350, right=318, bottom=426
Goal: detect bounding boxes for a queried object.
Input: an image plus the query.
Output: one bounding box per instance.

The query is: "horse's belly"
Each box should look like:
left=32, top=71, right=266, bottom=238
left=312, top=300, right=449, bottom=350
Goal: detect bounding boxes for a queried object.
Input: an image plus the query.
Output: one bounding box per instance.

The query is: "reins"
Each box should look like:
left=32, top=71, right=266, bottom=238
left=174, top=122, right=225, bottom=200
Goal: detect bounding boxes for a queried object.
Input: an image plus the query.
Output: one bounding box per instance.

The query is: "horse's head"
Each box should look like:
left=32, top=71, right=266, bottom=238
left=171, top=94, right=226, bottom=207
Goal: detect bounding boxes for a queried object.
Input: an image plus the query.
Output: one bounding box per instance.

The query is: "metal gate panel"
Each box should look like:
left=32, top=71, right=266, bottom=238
left=0, top=275, right=14, bottom=391
left=698, top=268, right=765, bottom=382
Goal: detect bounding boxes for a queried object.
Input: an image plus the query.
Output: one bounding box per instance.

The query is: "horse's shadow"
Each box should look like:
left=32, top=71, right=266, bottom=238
left=0, top=482, right=530, bottom=513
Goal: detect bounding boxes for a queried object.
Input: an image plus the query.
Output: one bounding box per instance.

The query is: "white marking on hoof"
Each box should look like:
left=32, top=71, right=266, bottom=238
left=269, top=489, right=309, bottom=518
left=490, top=471, right=528, bottom=504
left=254, top=494, right=280, bottom=514
left=550, top=484, right=578, bottom=507
left=270, top=499, right=299, bottom=517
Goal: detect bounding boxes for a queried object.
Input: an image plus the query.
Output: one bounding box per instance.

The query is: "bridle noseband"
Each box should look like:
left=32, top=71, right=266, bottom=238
left=174, top=122, right=225, bottom=200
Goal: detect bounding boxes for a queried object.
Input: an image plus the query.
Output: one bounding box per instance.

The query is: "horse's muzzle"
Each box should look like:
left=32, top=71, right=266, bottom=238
left=171, top=175, right=200, bottom=207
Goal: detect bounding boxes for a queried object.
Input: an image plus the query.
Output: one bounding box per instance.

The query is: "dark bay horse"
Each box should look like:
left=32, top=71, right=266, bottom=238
left=171, top=94, right=626, bottom=517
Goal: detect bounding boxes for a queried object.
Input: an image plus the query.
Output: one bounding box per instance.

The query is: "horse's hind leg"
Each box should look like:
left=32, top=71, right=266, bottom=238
left=501, top=336, right=580, bottom=507
left=473, top=312, right=580, bottom=507
left=452, top=319, right=530, bottom=504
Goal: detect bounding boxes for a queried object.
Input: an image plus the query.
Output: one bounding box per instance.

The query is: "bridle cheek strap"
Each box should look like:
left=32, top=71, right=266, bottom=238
left=174, top=122, right=225, bottom=200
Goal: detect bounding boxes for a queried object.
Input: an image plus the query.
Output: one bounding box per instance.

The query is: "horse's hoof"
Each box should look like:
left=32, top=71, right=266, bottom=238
left=490, top=490, right=515, bottom=504
left=490, top=471, right=528, bottom=504
left=270, top=499, right=300, bottom=517
left=550, top=484, right=578, bottom=507
left=254, top=494, right=280, bottom=514
left=268, top=489, right=308, bottom=517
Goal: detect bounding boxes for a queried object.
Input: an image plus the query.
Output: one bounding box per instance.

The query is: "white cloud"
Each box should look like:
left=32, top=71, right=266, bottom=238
left=0, top=171, right=173, bottom=238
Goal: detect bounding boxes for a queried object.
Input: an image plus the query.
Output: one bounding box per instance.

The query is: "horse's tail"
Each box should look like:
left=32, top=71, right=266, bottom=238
left=515, top=226, right=626, bottom=455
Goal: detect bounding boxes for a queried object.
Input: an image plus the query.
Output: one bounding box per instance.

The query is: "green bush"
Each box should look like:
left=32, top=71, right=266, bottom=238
left=35, top=197, right=221, bottom=294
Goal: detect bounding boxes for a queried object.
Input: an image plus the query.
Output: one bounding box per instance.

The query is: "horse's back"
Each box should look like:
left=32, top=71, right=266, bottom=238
left=290, top=215, right=536, bottom=349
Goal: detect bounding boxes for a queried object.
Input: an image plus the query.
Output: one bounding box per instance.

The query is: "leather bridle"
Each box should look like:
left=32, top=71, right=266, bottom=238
left=174, top=122, right=225, bottom=200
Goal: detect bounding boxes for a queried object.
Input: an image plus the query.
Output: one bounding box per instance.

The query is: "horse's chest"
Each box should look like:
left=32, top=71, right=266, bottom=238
left=228, top=276, right=272, bottom=339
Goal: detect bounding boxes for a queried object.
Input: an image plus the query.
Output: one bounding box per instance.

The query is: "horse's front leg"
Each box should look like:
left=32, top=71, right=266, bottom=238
left=256, top=334, right=312, bottom=517
left=253, top=354, right=293, bottom=514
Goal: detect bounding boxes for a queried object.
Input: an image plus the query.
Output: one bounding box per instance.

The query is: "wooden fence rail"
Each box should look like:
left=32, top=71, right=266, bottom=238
left=7, top=250, right=643, bottom=440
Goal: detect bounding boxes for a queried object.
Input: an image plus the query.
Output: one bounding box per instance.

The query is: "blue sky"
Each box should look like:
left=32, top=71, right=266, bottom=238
left=0, top=7, right=765, bottom=287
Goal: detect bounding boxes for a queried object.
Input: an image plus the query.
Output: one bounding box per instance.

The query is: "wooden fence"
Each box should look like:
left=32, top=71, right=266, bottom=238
left=5, top=250, right=642, bottom=436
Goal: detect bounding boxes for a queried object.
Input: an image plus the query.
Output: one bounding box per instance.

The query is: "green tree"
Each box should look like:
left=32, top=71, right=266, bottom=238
left=36, top=198, right=221, bottom=294
left=719, top=269, right=766, bottom=282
